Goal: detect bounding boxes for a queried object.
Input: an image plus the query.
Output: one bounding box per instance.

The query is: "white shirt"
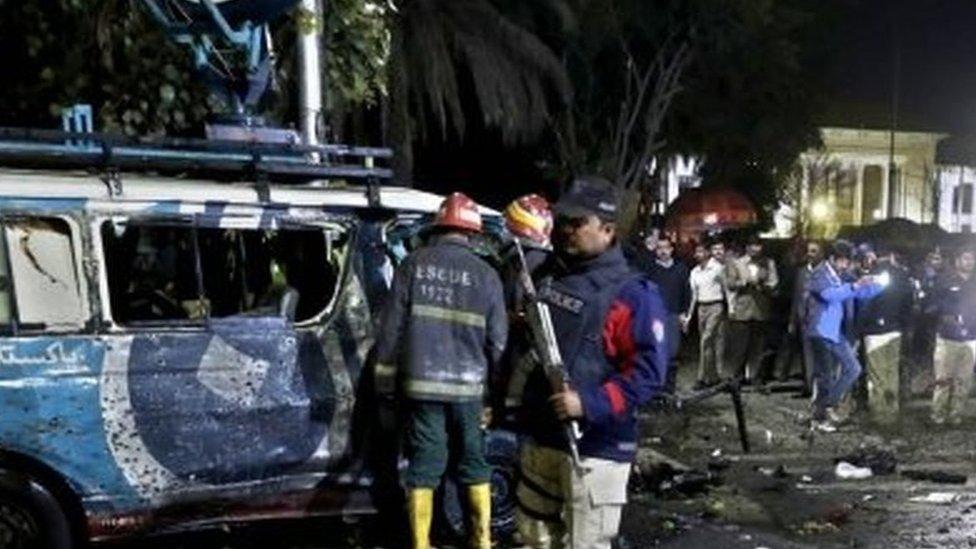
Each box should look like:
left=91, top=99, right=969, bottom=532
left=690, top=257, right=726, bottom=304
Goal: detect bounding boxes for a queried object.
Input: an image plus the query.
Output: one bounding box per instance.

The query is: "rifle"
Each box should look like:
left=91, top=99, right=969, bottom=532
left=510, top=240, right=585, bottom=473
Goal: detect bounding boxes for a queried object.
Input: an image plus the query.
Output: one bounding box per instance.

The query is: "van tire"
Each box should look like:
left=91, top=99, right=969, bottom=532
left=435, top=429, right=519, bottom=544
left=0, top=471, right=73, bottom=549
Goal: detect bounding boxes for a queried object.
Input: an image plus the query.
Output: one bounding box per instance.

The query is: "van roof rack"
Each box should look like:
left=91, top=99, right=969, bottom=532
left=0, top=127, right=394, bottom=183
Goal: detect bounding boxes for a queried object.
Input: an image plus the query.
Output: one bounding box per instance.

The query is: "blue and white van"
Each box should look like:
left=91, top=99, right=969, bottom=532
left=0, top=159, right=503, bottom=546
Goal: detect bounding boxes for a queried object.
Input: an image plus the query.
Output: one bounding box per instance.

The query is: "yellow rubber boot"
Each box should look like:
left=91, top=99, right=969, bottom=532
left=407, top=488, right=434, bottom=549
left=467, top=483, right=492, bottom=549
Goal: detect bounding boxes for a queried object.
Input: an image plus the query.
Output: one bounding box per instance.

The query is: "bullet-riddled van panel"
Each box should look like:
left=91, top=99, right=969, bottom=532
left=0, top=191, right=390, bottom=539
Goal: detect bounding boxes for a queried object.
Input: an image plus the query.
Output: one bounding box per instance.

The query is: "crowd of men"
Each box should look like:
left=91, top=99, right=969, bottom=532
left=371, top=174, right=976, bottom=548
left=628, top=228, right=976, bottom=432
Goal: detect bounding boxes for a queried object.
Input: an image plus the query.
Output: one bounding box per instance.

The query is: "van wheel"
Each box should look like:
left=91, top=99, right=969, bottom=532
left=0, top=472, right=73, bottom=549
left=435, top=429, right=520, bottom=544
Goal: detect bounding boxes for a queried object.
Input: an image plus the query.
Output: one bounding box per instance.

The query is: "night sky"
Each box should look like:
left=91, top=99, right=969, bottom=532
left=830, top=0, right=976, bottom=133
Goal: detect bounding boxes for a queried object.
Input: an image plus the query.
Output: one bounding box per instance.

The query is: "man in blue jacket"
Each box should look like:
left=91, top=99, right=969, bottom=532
left=515, top=176, right=668, bottom=548
left=804, top=240, right=884, bottom=432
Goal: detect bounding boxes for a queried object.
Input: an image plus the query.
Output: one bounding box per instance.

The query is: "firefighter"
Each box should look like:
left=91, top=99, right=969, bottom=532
left=515, top=176, right=668, bottom=549
left=373, top=192, right=509, bottom=549
left=499, top=194, right=554, bottom=415
left=503, top=193, right=554, bottom=300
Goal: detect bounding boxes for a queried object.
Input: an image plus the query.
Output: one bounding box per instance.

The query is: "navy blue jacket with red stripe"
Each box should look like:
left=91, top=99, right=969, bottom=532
left=520, top=245, right=668, bottom=462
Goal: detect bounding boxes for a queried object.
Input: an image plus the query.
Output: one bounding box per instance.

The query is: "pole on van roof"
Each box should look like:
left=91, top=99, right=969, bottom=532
left=297, top=0, right=324, bottom=149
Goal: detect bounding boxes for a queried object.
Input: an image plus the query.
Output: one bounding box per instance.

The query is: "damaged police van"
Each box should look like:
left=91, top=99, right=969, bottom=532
left=0, top=130, right=500, bottom=547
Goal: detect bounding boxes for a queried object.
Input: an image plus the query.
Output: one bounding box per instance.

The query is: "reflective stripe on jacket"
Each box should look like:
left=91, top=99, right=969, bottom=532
left=374, top=234, right=508, bottom=402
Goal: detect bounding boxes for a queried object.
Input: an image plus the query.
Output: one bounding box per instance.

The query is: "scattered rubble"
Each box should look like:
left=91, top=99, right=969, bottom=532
left=908, top=493, right=962, bottom=505
left=834, top=447, right=898, bottom=475
left=630, top=452, right=722, bottom=497
left=835, top=461, right=873, bottom=480
left=755, top=464, right=790, bottom=478
left=707, top=454, right=732, bottom=472
left=901, top=470, right=968, bottom=484
left=797, top=520, right=840, bottom=535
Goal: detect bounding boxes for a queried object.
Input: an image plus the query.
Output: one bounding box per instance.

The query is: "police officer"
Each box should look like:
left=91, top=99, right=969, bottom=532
left=929, top=247, right=976, bottom=425
left=854, top=244, right=913, bottom=424
left=374, top=192, right=508, bottom=549
left=515, top=176, right=668, bottom=549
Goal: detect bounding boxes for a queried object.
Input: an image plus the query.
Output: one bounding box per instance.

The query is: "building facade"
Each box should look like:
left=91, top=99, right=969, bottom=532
left=774, top=127, right=946, bottom=237
left=935, top=165, right=976, bottom=233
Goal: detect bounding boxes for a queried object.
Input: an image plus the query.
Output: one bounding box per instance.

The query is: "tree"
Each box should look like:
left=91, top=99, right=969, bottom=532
left=386, top=0, right=571, bottom=181
left=663, top=0, right=845, bottom=223
left=0, top=0, right=392, bottom=140
left=544, top=0, right=694, bottom=191
left=0, top=0, right=212, bottom=135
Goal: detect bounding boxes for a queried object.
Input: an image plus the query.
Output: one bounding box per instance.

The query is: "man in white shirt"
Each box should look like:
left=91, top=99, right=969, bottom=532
left=686, top=240, right=727, bottom=388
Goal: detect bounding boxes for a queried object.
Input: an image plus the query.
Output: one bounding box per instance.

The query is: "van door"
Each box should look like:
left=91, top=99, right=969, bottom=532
left=97, top=215, right=354, bottom=502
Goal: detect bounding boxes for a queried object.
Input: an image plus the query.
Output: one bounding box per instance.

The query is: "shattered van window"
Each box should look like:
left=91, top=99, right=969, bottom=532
left=6, top=218, right=85, bottom=330
left=101, top=223, right=201, bottom=324
left=101, top=221, right=343, bottom=325
left=198, top=228, right=342, bottom=323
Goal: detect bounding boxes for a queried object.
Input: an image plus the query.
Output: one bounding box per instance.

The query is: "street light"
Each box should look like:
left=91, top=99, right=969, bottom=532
left=811, top=199, right=832, bottom=221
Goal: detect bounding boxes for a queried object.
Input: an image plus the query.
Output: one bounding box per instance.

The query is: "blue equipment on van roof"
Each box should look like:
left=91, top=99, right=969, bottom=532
left=138, top=0, right=301, bottom=114
left=0, top=126, right=394, bottom=183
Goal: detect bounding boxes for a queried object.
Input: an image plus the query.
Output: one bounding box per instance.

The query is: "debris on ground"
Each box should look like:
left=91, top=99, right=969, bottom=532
left=660, top=470, right=722, bottom=496
left=901, top=470, right=968, bottom=484
left=834, top=446, right=898, bottom=475
left=835, top=461, right=873, bottom=480
left=630, top=447, right=728, bottom=497
left=630, top=460, right=721, bottom=497
left=908, top=493, right=962, bottom=504
left=796, top=520, right=840, bottom=535
left=823, top=503, right=854, bottom=526
left=755, top=464, right=790, bottom=478
left=707, top=454, right=732, bottom=472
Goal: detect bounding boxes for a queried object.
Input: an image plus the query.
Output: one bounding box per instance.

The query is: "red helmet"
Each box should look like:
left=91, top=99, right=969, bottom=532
left=504, top=194, right=553, bottom=247
left=434, top=192, right=483, bottom=232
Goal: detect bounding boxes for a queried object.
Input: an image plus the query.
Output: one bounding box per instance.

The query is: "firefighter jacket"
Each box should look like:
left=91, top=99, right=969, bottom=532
left=374, top=234, right=508, bottom=402
left=931, top=271, right=976, bottom=342
left=519, top=245, right=668, bottom=463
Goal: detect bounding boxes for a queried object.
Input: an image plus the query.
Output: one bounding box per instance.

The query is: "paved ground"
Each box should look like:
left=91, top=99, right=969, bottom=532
left=107, top=360, right=976, bottom=548
left=621, top=374, right=976, bottom=549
